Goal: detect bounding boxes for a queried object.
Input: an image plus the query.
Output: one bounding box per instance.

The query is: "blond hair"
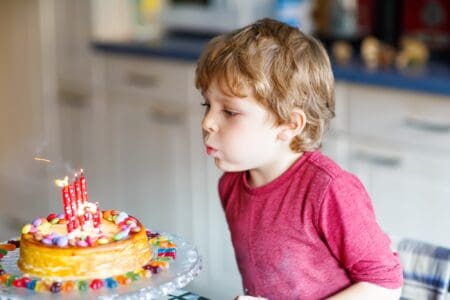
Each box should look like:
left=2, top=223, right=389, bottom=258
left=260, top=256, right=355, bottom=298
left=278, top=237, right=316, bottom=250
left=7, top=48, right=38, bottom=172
left=195, top=18, right=335, bottom=152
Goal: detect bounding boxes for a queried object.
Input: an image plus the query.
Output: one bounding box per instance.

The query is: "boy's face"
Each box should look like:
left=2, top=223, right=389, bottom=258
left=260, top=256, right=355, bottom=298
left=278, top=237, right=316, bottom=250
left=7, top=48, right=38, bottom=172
left=201, top=78, right=284, bottom=172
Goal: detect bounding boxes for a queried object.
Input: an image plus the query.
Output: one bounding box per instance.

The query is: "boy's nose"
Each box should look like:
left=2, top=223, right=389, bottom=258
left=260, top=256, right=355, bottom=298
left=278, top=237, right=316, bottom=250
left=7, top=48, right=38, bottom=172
left=202, top=113, right=218, bottom=133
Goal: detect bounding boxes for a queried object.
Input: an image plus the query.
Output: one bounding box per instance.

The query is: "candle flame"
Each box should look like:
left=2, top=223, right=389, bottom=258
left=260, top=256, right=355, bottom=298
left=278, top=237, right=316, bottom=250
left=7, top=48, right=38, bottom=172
left=54, top=176, right=69, bottom=187
left=34, top=157, right=51, bottom=163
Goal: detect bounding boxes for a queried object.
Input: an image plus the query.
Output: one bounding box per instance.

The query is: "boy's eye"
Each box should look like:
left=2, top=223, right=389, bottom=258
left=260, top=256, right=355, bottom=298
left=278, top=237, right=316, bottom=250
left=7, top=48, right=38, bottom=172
left=200, top=102, right=210, bottom=109
left=223, top=110, right=238, bottom=117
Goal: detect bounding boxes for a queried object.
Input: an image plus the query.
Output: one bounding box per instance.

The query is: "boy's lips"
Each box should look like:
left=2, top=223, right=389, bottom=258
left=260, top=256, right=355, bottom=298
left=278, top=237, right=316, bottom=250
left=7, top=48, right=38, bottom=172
left=206, top=145, right=217, bottom=155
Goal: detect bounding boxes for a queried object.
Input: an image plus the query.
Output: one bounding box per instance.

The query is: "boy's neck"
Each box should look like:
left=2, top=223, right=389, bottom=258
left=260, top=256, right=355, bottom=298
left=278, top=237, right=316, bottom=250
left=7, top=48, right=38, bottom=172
left=247, top=151, right=304, bottom=188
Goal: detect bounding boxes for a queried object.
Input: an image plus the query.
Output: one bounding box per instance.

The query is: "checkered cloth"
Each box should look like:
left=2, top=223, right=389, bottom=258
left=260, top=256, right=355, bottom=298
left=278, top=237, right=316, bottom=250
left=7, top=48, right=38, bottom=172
left=167, top=289, right=210, bottom=300
left=398, top=239, right=450, bottom=300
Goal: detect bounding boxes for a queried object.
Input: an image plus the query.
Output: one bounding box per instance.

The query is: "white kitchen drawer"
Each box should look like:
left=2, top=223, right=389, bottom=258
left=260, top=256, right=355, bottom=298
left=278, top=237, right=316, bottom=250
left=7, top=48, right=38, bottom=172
left=347, top=137, right=450, bottom=184
left=104, top=55, right=193, bottom=105
left=348, top=84, right=450, bottom=152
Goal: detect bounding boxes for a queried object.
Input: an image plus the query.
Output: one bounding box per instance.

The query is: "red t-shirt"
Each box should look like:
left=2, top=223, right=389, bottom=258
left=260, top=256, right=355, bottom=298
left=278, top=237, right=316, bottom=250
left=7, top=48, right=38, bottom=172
left=219, top=151, right=403, bottom=299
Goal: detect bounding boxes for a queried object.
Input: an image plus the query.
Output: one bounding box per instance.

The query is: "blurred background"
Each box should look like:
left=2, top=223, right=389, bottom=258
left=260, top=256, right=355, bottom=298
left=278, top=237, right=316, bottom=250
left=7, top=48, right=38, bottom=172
left=0, top=0, right=449, bottom=299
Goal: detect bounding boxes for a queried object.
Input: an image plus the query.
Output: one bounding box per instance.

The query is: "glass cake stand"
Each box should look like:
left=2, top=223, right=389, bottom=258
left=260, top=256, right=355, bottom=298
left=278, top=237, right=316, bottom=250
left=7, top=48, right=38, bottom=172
left=0, top=232, right=202, bottom=300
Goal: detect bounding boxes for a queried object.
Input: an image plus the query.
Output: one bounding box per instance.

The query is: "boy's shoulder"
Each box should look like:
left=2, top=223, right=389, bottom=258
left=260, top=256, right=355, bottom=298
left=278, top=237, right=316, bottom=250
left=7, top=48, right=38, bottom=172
left=303, top=150, right=346, bottom=181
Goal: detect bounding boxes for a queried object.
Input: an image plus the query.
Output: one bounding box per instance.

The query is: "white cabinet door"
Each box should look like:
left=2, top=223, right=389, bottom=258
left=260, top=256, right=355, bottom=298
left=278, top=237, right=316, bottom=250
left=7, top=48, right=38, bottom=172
left=104, top=91, right=192, bottom=237
left=54, top=0, right=93, bottom=87
left=347, top=139, right=450, bottom=248
left=56, top=85, right=92, bottom=171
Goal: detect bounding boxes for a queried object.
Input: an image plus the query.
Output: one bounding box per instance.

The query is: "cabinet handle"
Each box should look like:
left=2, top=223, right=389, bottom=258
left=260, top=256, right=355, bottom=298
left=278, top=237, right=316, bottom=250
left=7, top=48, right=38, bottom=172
left=404, top=116, right=450, bottom=133
left=351, top=150, right=402, bottom=168
left=148, top=105, right=184, bottom=125
left=126, top=72, right=159, bottom=88
left=58, top=88, right=88, bottom=108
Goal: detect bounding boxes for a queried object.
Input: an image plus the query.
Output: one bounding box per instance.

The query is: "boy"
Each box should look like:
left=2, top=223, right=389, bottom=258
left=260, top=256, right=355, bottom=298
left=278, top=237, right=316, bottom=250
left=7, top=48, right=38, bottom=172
left=196, top=18, right=403, bottom=299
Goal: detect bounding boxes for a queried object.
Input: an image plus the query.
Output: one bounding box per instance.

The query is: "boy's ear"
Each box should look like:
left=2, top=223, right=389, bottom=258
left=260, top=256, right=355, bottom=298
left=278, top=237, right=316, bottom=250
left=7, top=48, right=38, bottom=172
left=277, top=109, right=306, bottom=141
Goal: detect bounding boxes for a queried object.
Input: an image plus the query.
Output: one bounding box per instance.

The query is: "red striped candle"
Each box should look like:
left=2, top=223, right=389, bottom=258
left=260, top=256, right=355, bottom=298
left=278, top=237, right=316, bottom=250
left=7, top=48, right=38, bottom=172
left=62, top=183, right=74, bottom=233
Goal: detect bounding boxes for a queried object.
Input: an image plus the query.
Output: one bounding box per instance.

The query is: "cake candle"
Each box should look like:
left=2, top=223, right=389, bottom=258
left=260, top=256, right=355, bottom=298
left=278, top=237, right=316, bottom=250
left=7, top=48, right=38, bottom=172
left=79, top=169, right=88, bottom=204
left=74, top=176, right=86, bottom=230
left=61, top=179, right=74, bottom=233
left=69, top=182, right=80, bottom=230
left=93, top=205, right=102, bottom=234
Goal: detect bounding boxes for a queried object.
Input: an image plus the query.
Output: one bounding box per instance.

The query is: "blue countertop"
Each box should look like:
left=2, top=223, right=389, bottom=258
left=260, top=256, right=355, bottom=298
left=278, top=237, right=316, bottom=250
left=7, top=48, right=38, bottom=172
left=92, top=38, right=450, bottom=97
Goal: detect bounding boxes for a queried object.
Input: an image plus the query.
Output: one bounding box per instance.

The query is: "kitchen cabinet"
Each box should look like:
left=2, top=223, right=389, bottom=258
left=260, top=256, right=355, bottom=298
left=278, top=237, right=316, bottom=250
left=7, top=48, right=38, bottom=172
left=322, top=83, right=450, bottom=248
left=342, top=137, right=450, bottom=246
left=54, top=0, right=93, bottom=89
left=101, top=55, right=193, bottom=235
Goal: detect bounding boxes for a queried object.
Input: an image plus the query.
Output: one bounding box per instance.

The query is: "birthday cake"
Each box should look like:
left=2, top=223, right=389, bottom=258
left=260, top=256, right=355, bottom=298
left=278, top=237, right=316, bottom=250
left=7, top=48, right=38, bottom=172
left=9, top=171, right=175, bottom=288
left=18, top=210, right=151, bottom=280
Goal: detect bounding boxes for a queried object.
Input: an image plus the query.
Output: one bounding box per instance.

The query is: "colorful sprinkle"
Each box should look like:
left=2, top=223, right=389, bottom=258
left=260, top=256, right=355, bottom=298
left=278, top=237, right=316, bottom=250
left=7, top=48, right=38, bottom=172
left=78, top=280, right=88, bottom=292
left=41, top=238, right=53, bottom=245
left=0, top=243, right=16, bottom=251
left=21, top=224, right=32, bottom=234
left=61, top=280, right=75, bottom=292
left=26, top=279, right=37, bottom=290
left=47, top=213, right=58, bottom=221
left=12, top=278, right=25, bottom=288
left=76, top=240, right=88, bottom=247
left=113, top=227, right=130, bottom=241
left=6, top=275, right=17, bottom=287
left=50, top=281, right=62, bottom=293
left=32, top=218, right=42, bottom=227
left=34, top=280, right=47, bottom=292
left=105, top=277, right=118, bottom=289
left=125, top=271, right=140, bottom=281
left=115, top=212, right=128, bottom=224
left=131, top=226, right=141, bottom=233
left=115, top=275, right=128, bottom=285
left=7, top=240, right=20, bottom=247
left=89, top=279, right=104, bottom=290
left=97, top=237, right=109, bottom=245
left=50, top=218, right=60, bottom=225
left=56, top=236, right=69, bottom=247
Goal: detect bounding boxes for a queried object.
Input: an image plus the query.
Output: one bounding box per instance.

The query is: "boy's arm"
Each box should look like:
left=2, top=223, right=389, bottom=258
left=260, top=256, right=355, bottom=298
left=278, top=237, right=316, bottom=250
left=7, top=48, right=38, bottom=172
left=326, top=282, right=401, bottom=300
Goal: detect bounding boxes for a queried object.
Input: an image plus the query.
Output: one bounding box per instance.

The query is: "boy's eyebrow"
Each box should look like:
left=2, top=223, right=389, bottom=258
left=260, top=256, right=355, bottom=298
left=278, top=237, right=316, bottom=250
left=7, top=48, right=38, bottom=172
left=201, top=91, right=244, bottom=106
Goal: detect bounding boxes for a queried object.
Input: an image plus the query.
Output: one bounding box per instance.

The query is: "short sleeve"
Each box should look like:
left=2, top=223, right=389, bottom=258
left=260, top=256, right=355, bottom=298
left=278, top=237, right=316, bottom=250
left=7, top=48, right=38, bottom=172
left=318, top=173, right=403, bottom=288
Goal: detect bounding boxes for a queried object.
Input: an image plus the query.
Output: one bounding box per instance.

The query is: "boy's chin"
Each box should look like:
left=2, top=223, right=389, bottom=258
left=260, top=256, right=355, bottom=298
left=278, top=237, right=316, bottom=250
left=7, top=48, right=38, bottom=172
left=214, top=158, right=246, bottom=173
